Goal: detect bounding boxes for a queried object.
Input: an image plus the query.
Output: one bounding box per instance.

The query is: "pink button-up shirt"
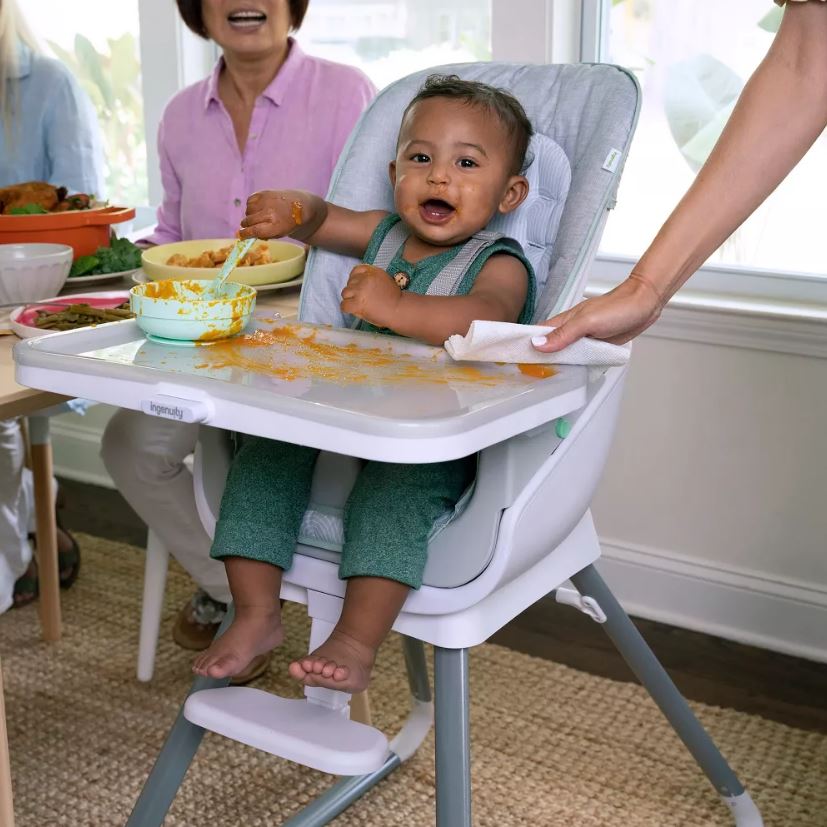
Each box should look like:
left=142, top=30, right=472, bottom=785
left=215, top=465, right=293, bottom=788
left=146, top=39, right=375, bottom=244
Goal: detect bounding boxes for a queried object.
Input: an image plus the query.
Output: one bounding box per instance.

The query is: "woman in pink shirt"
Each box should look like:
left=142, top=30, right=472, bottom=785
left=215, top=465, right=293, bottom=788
left=101, top=0, right=374, bottom=684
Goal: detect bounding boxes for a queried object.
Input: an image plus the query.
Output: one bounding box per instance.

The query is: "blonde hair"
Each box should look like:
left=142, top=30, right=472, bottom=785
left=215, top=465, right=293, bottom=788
left=0, top=0, right=40, bottom=137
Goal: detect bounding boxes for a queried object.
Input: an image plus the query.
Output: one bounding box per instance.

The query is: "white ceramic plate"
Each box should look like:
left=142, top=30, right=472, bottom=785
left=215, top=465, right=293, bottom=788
left=65, top=267, right=141, bottom=286
left=131, top=269, right=304, bottom=293
left=10, top=290, right=131, bottom=339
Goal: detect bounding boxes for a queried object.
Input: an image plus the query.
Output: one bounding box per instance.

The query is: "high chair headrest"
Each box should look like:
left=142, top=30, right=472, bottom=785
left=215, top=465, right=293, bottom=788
left=299, top=61, right=640, bottom=328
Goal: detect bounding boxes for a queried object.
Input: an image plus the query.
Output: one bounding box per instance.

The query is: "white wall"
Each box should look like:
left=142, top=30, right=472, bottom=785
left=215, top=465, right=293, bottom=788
left=592, top=331, right=827, bottom=662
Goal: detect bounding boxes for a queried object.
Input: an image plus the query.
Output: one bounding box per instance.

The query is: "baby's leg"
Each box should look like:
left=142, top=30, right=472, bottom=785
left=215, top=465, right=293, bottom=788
left=290, top=456, right=475, bottom=692
left=194, top=436, right=319, bottom=679
left=193, top=557, right=284, bottom=679
left=289, top=576, right=409, bottom=692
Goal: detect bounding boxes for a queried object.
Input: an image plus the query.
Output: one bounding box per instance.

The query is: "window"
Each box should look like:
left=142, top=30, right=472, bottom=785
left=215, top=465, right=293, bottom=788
left=28, top=0, right=148, bottom=207
left=590, top=0, right=827, bottom=301
left=297, top=0, right=492, bottom=89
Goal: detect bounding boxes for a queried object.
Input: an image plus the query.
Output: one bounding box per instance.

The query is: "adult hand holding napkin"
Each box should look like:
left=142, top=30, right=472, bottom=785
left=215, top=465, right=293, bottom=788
left=444, top=321, right=630, bottom=367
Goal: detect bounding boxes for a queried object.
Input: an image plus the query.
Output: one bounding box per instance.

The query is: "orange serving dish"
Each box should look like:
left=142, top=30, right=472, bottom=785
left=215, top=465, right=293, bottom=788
left=0, top=205, right=136, bottom=258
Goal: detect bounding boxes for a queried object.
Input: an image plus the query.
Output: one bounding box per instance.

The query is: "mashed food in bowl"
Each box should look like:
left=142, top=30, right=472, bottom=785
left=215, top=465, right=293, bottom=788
left=166, top=242, right=271, bottom=269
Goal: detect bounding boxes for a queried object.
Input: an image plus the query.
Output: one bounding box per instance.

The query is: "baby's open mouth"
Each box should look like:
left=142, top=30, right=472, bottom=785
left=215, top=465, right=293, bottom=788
left=227, top=9, right=267, bottom=28
left=420, top=198, right=456, bottom=223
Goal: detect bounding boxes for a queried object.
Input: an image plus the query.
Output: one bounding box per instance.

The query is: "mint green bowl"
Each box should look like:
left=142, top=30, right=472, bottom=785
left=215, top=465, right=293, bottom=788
left=130, top=279, right=256, bottom=342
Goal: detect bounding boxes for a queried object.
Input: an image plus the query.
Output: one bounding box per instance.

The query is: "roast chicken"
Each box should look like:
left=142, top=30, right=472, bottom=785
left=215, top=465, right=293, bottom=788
left=0, top=181, right=92, bottom=214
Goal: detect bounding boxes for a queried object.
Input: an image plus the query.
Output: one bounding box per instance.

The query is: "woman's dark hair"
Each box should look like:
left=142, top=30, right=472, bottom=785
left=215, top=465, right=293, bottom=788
left=175, top=1, right=310, bottom=37
left=404, top=74, right=534, bottom=174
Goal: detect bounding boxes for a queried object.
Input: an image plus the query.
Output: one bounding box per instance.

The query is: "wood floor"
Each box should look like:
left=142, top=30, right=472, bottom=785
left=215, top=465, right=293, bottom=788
left=56, top=477, right=827, bottom=734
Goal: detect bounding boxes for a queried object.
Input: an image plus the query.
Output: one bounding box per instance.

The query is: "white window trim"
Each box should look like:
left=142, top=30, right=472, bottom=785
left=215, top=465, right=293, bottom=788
left=585, top=281, right=827, bottom=359
left=492, top=0, right=581, bottom=63
left=569, top=0, right=827, bottom=355
left=138, top=0, right=217, bottom=209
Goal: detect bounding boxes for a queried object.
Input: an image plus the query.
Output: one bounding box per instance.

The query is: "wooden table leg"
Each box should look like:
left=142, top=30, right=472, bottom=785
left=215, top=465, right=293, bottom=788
left=350, top=690, right=372, bottom=726
left=0, top=658, right=15, bottom=827
left=27, top=415, right=61, bottom=642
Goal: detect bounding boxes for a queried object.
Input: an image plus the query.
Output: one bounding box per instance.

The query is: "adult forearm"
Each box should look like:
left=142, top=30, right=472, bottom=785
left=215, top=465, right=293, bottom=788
left=635, top=6, right=827, bottom=303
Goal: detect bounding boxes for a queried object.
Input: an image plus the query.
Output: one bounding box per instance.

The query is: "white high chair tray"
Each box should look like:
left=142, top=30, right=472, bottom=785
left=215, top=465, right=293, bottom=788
left=14, top=314, right=588, bottom=463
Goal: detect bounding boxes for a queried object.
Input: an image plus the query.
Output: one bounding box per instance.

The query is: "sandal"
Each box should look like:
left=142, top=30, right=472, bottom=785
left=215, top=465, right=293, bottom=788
left=56, top=520, right=81, bottom=590
left=26, top=521, right=82, bottom=592
left=12, top=559, right=39, bottom=608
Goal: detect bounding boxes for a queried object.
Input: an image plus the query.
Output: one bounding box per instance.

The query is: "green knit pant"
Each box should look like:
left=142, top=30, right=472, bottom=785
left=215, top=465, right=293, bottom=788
left=211, top=437, right=475, bottom=589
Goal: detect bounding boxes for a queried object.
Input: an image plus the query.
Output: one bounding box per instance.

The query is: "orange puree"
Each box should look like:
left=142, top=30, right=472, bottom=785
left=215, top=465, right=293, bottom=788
left=518, top=363, right=557, bottom=378
left=143, top=280, right=181, bottom=300
left=192, top=323, right=552, bottom=387
left=291, top=200, right=304, bottom=226
left=192, top=324, right=494, bottom=385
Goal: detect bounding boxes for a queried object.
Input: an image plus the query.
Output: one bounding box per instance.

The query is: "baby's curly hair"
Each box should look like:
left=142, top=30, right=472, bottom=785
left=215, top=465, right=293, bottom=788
left=402, top=74, right=533, bottom=174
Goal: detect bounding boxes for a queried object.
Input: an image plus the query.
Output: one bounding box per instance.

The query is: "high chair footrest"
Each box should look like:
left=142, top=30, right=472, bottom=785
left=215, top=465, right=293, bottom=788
left=184, top=687, right=389, bottom=776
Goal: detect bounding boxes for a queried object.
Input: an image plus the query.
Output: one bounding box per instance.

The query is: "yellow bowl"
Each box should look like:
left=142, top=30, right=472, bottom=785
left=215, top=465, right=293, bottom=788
left=141, top=238, right=305, bottom=286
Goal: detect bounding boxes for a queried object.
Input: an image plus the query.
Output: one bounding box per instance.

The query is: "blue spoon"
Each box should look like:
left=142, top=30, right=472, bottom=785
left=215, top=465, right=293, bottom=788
left=210, top=237, right=256, bottom=296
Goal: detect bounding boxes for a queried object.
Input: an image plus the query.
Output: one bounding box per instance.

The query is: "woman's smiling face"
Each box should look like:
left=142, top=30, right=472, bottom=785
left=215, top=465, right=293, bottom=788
left=390, top=97, right=528, bottom=248
left=201, top=0, right=292, bottom=57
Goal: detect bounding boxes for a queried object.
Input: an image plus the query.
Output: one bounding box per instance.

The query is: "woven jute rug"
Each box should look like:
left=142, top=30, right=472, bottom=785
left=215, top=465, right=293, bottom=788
left=2, top=534, right=825, bottom=826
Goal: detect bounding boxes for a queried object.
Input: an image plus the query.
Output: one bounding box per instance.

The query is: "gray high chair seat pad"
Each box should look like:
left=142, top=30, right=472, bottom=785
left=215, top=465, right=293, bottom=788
left=258, top=63, right=638, bottom=585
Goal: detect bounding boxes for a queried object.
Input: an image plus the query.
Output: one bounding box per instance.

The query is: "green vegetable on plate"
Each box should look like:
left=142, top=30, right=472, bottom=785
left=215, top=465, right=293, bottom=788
left=68, top=237, right=142, bottom=277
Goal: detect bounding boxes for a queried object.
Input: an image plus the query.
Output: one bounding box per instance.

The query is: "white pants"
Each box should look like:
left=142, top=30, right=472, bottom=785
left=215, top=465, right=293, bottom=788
left=100, top=409, right=231, bottom=603
left=0, top=418, right=38, bottom=614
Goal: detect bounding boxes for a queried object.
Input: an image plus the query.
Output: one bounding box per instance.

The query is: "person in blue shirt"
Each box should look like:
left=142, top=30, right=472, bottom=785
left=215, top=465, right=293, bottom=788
left=0, top=1, right=104, bottom=194
left=0, top=0, right=104, bottom=612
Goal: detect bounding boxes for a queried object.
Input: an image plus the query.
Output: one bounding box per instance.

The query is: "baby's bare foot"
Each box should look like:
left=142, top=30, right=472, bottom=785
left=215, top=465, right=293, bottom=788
left=193, top=606, right=283, bottom=680
left=288, top=628, right=376, bottom=693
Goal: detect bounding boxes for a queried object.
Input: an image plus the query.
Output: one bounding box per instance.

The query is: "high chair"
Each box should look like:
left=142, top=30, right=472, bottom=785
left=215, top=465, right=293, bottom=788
left=14, top=62, right=763, bottom=825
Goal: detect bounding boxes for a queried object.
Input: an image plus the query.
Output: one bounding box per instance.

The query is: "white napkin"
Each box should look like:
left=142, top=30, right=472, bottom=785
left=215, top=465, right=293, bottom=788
left=444, top=321, right=630, bottom=367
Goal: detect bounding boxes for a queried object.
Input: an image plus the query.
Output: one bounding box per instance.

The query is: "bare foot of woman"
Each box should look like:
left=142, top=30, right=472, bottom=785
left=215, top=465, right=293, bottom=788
left=288, top=628, right=376, bottom=693
left=193, top=606, right=283, bottom=679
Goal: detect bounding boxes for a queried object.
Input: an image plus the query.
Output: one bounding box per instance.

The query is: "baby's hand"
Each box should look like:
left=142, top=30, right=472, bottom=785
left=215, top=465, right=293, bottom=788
left=340, top=265, right=402, bottom=327
left=240, top=190, right=308, bottom=239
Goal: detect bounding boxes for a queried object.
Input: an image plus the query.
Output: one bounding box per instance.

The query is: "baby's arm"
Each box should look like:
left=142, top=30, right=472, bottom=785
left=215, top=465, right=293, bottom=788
left=239, top=189, right=387, bottom=259
left=341, top=253, right=528, bottom=346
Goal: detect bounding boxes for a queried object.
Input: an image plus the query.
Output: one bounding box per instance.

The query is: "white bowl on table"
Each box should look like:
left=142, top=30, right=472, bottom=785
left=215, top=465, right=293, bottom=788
left=0, top=243, right=72, bottom=305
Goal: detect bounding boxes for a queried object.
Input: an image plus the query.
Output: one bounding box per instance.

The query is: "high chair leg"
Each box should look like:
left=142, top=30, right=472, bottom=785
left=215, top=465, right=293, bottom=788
left=126, top=608, right=234, bottom=827
left=401, top=636, right=431, bottom=703
left=137, top=530, right=169, bottom=682
left=282, top=636, right=434, bottom=826
left=570, top=565, right=763, bottom=827
left=282, top=756, right=402, bottom=826
left=434, top=646, right=472, bottom=827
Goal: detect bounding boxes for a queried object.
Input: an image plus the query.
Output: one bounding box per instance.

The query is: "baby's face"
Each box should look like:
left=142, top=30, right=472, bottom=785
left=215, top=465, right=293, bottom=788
left=390, top=98, right=527, bottom=247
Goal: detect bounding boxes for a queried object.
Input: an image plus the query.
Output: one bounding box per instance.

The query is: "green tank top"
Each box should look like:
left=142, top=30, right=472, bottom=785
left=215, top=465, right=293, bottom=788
left=357, top=213, right=536, bottom=335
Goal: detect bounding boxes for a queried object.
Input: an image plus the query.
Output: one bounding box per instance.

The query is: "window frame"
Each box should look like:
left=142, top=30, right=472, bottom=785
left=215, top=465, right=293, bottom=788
left=137, top=0, right=217, bottom=208
left=133, top=0, right=827, bottom=310
left=577, top=0, right=827, bottom=309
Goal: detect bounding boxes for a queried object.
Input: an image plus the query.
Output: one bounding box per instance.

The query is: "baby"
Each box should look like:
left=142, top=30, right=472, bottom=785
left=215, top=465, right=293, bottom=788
left=194, top=75, right=535, bottom=693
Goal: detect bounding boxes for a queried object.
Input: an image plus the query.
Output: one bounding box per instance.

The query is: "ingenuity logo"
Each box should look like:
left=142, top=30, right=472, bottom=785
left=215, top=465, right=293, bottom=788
left=148, top=401, right=185, bottom=420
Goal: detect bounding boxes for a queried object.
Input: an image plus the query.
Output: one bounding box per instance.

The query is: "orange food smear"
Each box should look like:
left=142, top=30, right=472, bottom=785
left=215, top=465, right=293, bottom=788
left=193, top=323, right=508, bottom=386
left=518, top=363, right=557, bottom=379
left=143, top=280, right=181, bottom=300
left=142, top=279, right=213, bottom=301
left=291, top=200, right=304, bottom=226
